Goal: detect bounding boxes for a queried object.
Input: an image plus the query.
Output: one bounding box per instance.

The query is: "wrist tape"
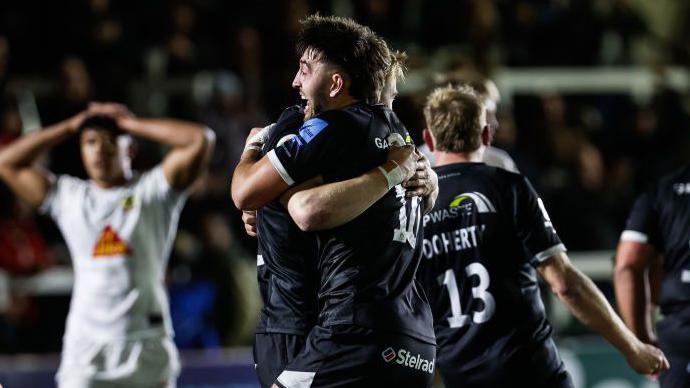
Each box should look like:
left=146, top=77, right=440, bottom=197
left=244, top=124, right=274, bottom=153
left=378, top=160, right=405, bottom=190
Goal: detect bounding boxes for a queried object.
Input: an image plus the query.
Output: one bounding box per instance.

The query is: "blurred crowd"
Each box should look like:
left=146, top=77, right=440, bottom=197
left=0, top=0, right=689, bottom=354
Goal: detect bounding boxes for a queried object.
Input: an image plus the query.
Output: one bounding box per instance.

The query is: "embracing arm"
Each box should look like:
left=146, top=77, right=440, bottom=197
left=614, top=240, right=660, bottom=344
left=231, top=145, right=289, bottom=210
left=281, top=145, right=417, bottom=231
left=538, top=252, right=668, bottom=375
left=0, top=113, right=84, bottom=208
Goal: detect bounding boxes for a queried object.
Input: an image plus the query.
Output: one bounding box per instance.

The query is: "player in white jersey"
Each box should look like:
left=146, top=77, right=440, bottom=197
left=0, top=102, right=214, bottom=387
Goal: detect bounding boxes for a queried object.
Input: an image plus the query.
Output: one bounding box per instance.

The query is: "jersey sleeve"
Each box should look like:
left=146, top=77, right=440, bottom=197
left=266, top=112, right=349, bottom=185
left=620, top=192, right=660, bottom=248
left=513, top=176, right=567, bottom=267
left=38, top=175, right=85, bottom=220
left=137, top=164, right=188, bottom=211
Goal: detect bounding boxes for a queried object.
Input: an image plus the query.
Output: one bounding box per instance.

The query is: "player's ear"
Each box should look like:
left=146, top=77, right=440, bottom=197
left=423, top=128, right=435, bottom=152
left=481, top=125, right=491, bottom=146
left=329, top=72, right=346, bottom=97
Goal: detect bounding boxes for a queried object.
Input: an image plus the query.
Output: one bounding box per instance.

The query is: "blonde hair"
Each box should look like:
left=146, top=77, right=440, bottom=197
left=423, top=85, right=485, bottom=153
left=389, top=50, right=407, bottom=83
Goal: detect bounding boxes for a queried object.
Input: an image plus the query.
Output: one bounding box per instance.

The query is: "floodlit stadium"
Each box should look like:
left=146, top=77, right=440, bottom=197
left=0, top=1, right=688, bottom=387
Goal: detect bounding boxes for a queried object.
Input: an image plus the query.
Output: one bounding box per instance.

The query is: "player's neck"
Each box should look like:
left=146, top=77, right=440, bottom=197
left=327, top=94, right=358, bottom=110
left=433, top=150, right=483, bottom=166
left=91, top=175, right=127, bottom=189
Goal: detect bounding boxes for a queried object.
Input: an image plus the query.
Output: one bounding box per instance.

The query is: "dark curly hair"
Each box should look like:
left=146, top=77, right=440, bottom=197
left=296, top=14, right=391, bottom=104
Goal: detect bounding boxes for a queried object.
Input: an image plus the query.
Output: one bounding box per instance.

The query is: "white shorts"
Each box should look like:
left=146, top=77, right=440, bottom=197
left=56, top=335, right=180, bottom=388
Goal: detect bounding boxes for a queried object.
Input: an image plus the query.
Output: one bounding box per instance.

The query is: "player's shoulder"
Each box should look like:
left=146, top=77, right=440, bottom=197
left=318, top=102, right=371, bottom=124
left=370, top=104, right=408, bottom=132
left=646, top=164, right=690, bottom=202
left=433, top=162, right=523, bottom=185
left=483, top=146, right=519, bottom=173
left=277, top=104, right=305, bottom=124
left=55, top=174, right=88, bottom=192
left=297, top=103, right=371, bottom=139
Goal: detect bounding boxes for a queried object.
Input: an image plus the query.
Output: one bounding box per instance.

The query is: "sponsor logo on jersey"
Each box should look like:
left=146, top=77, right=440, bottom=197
left=449, top=192, right=496, bottom=213
left=682, top=269, right=690, bottom=283
left=374, top=132, right=411, bottom=149
left=382, top=347, right=434, bottom=374
left=424, top=192, right=496, bottom=226
left=673, top=182, right=690, bottom=195
left=93, top=225, right=132, bottom=257
left=297, top=117, right=328, bottom=144
left=122, top=195, right=134, bottom=211
left=278, top=134, right=296, bottom=147
left=381, top=347, right=396, bottom=362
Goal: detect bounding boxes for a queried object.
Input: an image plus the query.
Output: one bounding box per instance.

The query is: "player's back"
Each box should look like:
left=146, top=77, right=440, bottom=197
left=314, top=104, right=434, bottom=344
left=418, top=162, right=569, bottom=387
left=256, top=105, right=319, bottom=335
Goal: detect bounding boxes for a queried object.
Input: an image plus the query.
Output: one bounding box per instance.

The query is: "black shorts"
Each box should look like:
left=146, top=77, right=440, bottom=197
left=274, top=325, right=436, bottom=388
left=254, top=332, right=307, bottom=388
left=438, top=337, right=573, bottom=388
left=659, top=355, right=690, bottom=388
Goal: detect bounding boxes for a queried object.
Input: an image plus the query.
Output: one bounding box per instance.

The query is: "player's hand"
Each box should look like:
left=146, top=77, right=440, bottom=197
left=625, top=341, right=669, bottom=376
left=244, top=125, right=272, bottom=153
left=65, top=110, right=89, bottom=133
left=242, top=210, right=257, bottom=237
left=403, top=150, right=438, bottom=198
left=88, top=102, right=134, bottom=120
left=87, top=102, right=136, bottom=129
left=386, top=144, right=416, bottom=182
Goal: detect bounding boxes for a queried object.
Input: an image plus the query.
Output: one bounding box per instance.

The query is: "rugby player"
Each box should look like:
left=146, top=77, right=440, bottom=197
left=232, top=15, right=436, bottom=387
left=422, top=73, right=518, bottom=173
left=416, top=85, right=667, bottom=387
left=615, top=166, right=690, bottom=387
left=0, top=102, right=213, bottom=387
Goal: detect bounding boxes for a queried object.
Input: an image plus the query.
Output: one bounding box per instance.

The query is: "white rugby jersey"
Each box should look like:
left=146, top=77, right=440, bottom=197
left=40, top=165, right=187, bottom=341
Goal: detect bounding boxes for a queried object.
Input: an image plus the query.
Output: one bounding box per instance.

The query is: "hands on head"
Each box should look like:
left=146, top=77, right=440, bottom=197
left=66, top=101, right=136, bottom=133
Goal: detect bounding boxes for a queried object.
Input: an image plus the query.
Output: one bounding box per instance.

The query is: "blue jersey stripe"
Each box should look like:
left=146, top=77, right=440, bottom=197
left=298, top=118, right=328, bottom=143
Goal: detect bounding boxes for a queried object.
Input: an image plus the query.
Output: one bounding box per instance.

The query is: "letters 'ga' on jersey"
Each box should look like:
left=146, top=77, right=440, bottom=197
left=267, top=103, right=435, bottom=344
left=417, top=162, right=566, bottom=375
left=256, top=104, right=319, bottom=335
left=39, top=165, right=187, bottom=342
left=622, top=164, right=690, bottom=356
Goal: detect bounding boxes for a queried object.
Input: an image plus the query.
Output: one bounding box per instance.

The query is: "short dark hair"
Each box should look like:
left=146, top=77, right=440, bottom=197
left=424, top=85, right=485, bottom=153
left=78, top=115, right=123, bottom=136
left=296, top=14, right=390, bottom=104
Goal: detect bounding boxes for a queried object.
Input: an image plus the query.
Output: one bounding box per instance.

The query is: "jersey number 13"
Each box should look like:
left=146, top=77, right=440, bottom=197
left=438, top=263, right=496, bottom=328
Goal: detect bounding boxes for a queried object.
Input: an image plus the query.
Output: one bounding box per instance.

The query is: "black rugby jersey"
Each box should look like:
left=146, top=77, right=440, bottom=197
left=256, top=105, right=319, bottom=335
left=267, top=103, right=435, bottom=344
left=622, top=165, right=690, bottom=355
left=417, top=162, right=567, bottom=382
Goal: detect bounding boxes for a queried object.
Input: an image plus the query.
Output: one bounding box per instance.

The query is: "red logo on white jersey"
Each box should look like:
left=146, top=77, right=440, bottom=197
left=93, top=226, right=131, bottom=257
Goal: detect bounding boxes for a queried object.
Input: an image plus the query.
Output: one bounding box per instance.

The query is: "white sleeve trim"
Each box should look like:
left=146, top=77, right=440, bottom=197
left=257, top=254, right=264, bottom=267
left=620, top=230, right=649, bottom=243
left=277, top=370, right=316, bottom=388
left=267, top=149, right=295, bottom=186
left=533, top=243, right=567, bottom=264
